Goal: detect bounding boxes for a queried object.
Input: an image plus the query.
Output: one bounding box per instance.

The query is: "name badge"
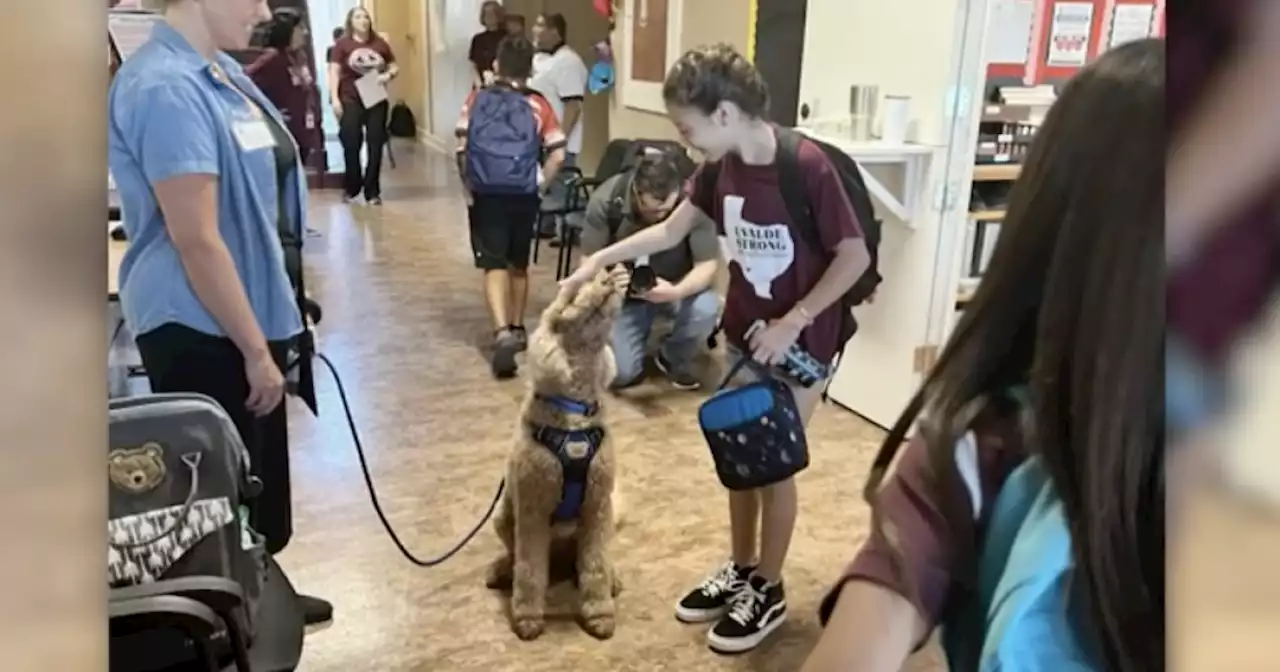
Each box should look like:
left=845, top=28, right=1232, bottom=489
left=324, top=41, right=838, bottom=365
left=232, top=120, right=276, bottom=152
left=304, top=112, right=316, bottom=130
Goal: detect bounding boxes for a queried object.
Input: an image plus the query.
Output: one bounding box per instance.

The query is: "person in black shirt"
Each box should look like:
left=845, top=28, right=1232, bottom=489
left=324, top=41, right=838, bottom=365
left=469, top=1, right=506, bottom=89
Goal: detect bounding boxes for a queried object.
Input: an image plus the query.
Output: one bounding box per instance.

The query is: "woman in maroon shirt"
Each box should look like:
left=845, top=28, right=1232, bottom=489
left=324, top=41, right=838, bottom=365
left=246, top=10, right=321, bottom=171
left=328, top=7, right=398, bottom=205
left=469, top=1, right=506, bottom=89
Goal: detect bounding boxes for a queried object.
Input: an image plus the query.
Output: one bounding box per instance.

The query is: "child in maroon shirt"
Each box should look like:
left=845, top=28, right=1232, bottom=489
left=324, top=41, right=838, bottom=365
left=802, top=40, right=1164, bottom=672
left=561, top=44, right=869, bottom=654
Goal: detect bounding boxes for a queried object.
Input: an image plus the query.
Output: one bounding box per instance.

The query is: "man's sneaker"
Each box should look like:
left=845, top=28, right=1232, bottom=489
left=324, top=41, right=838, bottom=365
left=510, top=325, right=528, bottom=352
left=491, top=328, right=519, bottom=379
left=655, top=352, right=701, bottom=391
left=674, top=561, right=755, bottom=623
left=707, top=575, right=787, bottom=655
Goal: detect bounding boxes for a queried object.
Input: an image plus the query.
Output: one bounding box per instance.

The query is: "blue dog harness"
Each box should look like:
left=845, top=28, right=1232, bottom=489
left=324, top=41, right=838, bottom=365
left=530, top=394, right=606, bottom=522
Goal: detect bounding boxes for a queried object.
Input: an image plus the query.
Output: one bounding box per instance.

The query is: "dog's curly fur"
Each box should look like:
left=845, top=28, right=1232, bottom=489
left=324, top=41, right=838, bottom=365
left=485, top=267, right=628, bottom=641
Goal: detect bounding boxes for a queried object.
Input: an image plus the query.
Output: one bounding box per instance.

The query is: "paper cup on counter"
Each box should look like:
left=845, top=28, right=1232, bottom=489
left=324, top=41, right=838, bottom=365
left=880, top=95, right=912, bottom=145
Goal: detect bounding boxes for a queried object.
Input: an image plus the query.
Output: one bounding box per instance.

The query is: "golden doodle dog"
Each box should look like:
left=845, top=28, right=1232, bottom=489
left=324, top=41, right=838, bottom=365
left=485, top=266, right=628, bottom=641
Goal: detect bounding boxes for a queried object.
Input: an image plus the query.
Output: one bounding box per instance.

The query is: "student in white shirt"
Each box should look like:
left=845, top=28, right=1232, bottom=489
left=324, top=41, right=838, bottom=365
left=530, top=12, right=589, bottom=240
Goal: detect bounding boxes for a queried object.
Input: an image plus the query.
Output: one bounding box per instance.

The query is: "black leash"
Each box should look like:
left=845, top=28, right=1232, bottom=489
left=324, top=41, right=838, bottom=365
left=315, top=353, right=505, bottom=567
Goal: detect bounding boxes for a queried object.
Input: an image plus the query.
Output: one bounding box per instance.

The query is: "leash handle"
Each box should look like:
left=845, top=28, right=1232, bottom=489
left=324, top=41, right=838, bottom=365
left=716, top=354, right=771, bottom=391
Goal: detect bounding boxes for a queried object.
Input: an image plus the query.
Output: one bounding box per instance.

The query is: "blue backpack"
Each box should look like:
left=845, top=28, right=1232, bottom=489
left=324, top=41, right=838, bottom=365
left=942, top=457, right=1099, bottom=671
left=465, top=87, right=541, bottom=195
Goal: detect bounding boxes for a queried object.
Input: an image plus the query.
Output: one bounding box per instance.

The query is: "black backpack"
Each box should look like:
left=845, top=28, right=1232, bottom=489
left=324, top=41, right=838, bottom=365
left=108, top=394, right=269, bottom=669
left=698, top=125, right=883, bottom=348
left=387, top=101, right=417, bottom=138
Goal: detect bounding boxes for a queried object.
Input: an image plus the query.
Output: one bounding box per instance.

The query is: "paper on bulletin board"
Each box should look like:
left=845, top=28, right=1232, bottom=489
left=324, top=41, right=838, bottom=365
left=1046, top=2, right=1094, bottom=66
left=985, top=0, right=1036, bottom=65
left=1107, top=3, right=1156, bottom=49
left=108, top=11, right=163, bottom=62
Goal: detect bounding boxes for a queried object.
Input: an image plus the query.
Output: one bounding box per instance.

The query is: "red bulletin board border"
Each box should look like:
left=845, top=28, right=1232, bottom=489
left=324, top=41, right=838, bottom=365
left=987, top=0, right=1164, bottom=84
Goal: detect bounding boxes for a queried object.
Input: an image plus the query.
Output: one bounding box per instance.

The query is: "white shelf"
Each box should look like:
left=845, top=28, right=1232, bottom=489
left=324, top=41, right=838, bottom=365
left=795, top=128, right=935, bottom=224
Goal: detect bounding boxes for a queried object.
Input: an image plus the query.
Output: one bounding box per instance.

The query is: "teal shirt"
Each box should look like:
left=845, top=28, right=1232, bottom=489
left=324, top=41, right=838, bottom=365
left=944, top=458, right=1099, bottom=671
left=107, top=21, right=304, bottom=341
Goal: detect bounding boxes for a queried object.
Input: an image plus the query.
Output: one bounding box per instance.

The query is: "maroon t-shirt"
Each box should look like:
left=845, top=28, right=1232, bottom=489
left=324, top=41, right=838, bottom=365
left=817, top=410, right=1027, bottom=634
left=246, top=49, right=320, bottom=162
left=688, top=139, right=864, bottom=365
left=328, top=35, right=395, bottom=104
left=1166, top=0, right=1279, bottom=366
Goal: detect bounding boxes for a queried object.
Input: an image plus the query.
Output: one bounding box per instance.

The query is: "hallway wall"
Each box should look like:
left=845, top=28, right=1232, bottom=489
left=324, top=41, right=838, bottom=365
left=365, top=0, right=432, bottom=137
left=425, top=0, right=490, bottom=145
left=608, top=0, right=751, bottom=143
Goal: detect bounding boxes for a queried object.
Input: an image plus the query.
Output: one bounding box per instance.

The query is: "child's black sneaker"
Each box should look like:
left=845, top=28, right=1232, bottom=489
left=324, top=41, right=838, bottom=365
left=510, top=325, right=528, bottom=352
left=674, top=561, right=755, bottom=623
left=707, top=574, right=787, bottom=655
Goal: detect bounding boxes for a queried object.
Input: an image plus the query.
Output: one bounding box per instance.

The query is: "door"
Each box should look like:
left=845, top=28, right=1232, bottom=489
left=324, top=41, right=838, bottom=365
left=798, top=0, right=992, bottom=428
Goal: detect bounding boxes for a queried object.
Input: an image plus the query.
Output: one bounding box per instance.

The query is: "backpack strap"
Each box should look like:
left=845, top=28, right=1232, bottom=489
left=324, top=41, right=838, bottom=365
left=696, top=160, right=722, bottom=210
left=773, top=126, right=826, bottom=256
left=604, top=171, right=632, bottom=245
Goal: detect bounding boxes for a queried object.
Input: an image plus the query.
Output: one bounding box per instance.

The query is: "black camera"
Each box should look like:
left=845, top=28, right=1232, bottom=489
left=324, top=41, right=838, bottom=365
left=624, top=261, right=657, bottom=298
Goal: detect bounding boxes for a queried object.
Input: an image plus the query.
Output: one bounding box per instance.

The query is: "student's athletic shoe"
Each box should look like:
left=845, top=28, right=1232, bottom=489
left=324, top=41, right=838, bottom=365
left=654, top=353, right=701, bottom=390
left=367, top=196, right=383, bottom=206
left=491, top=328, right=519, bottom=379
left=707, top=575, right=787, bottom=655
left=510, top=325, right=528, bottom=352
left=706, top=573, right=783, bottom=652
left=674, top=561, right=755, bottom=623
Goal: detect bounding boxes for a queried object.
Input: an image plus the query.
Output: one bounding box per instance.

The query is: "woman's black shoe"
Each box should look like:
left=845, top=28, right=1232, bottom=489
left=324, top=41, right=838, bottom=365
left=298, top=594, right=333, bottom=625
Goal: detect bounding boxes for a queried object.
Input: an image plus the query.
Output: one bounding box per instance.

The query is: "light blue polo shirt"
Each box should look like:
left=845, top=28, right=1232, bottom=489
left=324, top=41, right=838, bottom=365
left=108, top=21, right=304, bottom=342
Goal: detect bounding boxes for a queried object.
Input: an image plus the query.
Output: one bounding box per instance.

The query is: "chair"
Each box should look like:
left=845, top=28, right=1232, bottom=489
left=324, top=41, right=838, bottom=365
left=533, top=139, right=694, bottom=279
left=109, top=557, right=305, bottom=672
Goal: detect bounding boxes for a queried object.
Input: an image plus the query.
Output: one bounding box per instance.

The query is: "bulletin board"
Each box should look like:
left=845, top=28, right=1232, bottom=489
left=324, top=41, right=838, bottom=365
left=984, top=0, right=1164, bottom=87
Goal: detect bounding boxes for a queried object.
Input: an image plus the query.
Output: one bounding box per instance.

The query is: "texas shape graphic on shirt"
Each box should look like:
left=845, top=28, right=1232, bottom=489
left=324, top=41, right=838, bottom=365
left=723, top=194, right=795, bottom=299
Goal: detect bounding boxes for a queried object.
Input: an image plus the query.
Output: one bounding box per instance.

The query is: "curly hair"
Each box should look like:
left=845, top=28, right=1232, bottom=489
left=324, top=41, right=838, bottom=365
left=662, top=43, right=770, bottom=118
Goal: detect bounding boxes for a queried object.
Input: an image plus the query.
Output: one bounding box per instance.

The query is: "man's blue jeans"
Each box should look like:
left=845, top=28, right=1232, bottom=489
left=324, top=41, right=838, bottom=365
left=610, top=289, right=720, bottom=387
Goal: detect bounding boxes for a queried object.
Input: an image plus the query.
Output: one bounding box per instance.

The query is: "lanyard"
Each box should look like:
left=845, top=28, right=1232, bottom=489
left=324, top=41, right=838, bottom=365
left=208, top=63, right=263, bottom=120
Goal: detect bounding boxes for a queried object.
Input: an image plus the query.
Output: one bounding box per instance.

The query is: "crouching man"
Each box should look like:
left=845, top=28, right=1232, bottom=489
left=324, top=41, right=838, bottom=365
left=580, top=152, right=720, bottom=390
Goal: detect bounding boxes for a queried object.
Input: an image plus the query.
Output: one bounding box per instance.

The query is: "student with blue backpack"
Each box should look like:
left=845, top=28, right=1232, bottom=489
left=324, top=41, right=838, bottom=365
left=456, top=36, right=567, bottom=378
left=800, top=39, right=1165, bottom=672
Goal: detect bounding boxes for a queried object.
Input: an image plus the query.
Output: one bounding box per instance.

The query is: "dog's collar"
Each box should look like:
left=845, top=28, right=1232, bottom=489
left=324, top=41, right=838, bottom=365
left=534, top=393, right=599, bottom=418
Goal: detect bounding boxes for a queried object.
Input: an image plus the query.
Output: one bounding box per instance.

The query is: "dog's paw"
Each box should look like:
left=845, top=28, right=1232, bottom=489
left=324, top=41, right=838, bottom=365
left=581, top=613, right=616, bottom=640
left=485, top=556, right=513, bottom=591
left=511, top=614, right=546, bottom=641
left=580, top=598, right=616, bottom=639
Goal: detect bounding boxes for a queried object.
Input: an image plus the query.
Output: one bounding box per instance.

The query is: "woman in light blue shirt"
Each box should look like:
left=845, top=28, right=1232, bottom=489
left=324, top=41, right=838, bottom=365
left=108, top=0, right=329, bottom=624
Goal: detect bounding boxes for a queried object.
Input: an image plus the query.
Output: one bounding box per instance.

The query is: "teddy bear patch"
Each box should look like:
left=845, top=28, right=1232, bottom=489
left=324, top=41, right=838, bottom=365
left=108, top=442, right=167, bottom=494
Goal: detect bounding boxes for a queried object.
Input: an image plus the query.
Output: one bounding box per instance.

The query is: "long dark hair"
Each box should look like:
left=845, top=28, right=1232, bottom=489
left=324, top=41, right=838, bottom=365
left=263, top=10, right=304, bottom=51
left=865, top=38, right=1165, bottom=671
